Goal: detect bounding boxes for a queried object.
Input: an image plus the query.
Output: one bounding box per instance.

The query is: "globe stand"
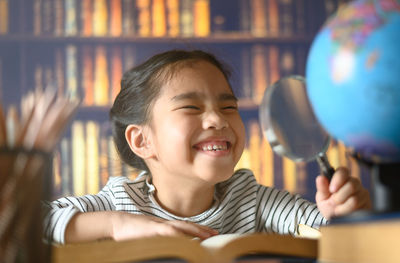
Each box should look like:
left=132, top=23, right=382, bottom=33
left=370, top=162, right=400, bottom=212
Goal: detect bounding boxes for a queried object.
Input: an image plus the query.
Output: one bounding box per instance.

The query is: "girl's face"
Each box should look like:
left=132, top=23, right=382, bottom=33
left=145, top=61, right=245, bottom=185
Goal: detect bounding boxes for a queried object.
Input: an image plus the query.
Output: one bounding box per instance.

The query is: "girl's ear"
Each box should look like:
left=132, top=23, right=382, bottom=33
left=125, top=124, right=154, bottom=159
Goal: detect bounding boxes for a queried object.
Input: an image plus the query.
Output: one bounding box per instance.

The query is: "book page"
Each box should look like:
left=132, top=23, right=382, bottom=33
left=200, top=232, right=318, bottom=263
left=200, top=233, right=247, bottom=250
left=296, top=224, right=321, bottom=239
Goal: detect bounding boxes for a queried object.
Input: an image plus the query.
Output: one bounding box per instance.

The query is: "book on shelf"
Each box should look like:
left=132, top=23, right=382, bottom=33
left=235, top=119, right=277, bottom=188
left=108, top=136, right=124, bottom=177
left=295, top=162, right=308, bottom=195
left=60, top=138, right=72, bottom=196
left=180, top=0, right=194, bottom=36
left=268, top=45, right=280, bottom=84
left=30, top=45, right=138, bottom=107
left=81, top=0, right=93, bottom=36
left=136, top=0, right=151, bottom=36
left=72, top=121, right=86, bottom=196
left=0, top=0, right=8, bottom=34
left=268, top=0, right=280, bottom=36
left=110, top=46, right=123, bottom=102
left=54, top=0, right=64, bottom=36
left=250, top=0, right=268, bottom=36
left=52, top=148, right=62, bottom=197
left=122, top=0, right=136, bottom=36
left=278, top=0, right=294, bottom=36
left=86, top=121, right=100, bottom=194
left=81, top=45, right=94, bottom=106
left=52, top=120, right=143, bottom=197
left=240, top=48, right=252, bottom=101
left=283, top=156, right=296, bottom=193
left=166, top=0, right=180, bottom=36
left=236, top=147, right=251, bottom=172
left=99, top=136, right=109, bottom=187
left=53, top=232, right=318, bottom=263
left=94, top=45, right=109, bottom=106
left=193, top=0, right=210, bottom=37
left=64, top=0, right=78, bottom=36
left=24, top=0, right=327, bottom=37
left=260, top=137, right=274, bottom=187
left=152, top=0, right=167, bottom=36
left=109, top=0, right=122, bottom=36
left=93, top=0, right=108, bottom=36
left=65, top=45, right=79, bottom=101
left=249, top=120, right=261, bottom=183
left=42, top=0, right=54, bottom=35
left=251, top=44, right=269, bottom=104
left=55, top=47, right=65, bottom=96
left=249, top=0, right=280, bottom=37
left=33, top=0, right=41, bottom=35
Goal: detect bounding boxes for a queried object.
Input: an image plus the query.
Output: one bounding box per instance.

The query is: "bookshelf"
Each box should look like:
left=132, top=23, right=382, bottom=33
left=0, top=0, right=353, bottom=200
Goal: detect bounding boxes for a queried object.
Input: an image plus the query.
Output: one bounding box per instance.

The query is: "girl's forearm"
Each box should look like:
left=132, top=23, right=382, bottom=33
left=64, top=211, right=115, bottom=243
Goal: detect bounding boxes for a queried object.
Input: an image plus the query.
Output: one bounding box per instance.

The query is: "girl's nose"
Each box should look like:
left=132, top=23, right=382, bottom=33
left=202, top=110, right=228, bottom=130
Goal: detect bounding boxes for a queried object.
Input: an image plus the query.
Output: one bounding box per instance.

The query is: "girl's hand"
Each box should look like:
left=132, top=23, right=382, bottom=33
left=111, top=212, right=218, bottom=241
left=315, top=167, right=372, bottom=220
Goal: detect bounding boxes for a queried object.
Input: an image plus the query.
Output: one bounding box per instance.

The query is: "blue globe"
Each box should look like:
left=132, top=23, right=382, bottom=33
left=306, top=0, right=400, bottom=163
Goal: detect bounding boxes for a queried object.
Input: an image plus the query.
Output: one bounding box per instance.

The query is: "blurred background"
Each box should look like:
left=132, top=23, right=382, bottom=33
left=0, top=0, right=367, bottom=201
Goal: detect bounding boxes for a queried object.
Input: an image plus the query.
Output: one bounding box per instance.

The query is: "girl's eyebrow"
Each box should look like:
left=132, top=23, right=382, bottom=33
left=219, top=93, right=238, bottom=102
left=171, top=92, right=238, bottom=102
left=171, top=92, right=199, bottom=101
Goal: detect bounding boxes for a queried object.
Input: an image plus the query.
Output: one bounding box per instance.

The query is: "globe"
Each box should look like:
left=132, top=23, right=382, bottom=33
left=306, top=0, right=400, bottom=163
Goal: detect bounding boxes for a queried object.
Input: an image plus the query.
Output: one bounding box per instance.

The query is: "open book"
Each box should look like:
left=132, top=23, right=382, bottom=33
left=52, top=228, right=319, bottom=263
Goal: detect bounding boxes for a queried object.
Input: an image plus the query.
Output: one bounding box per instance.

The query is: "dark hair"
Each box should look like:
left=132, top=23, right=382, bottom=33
left=110, top=49, right=232, bottom=171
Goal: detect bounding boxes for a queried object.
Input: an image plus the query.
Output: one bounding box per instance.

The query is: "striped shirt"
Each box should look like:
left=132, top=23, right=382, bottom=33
left=43, top=169, right=327, bottom=244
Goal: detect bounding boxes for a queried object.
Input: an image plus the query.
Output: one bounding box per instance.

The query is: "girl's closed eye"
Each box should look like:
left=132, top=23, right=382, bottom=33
left=181, top=105, right=201, bottom=110
left=221, top=105, right=238, bottom=112
left=175, top=105, right=202, bottom=113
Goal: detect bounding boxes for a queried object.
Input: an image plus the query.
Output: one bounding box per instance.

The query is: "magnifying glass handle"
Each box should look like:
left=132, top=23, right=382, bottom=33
left=316, top=153, right=335, bottom=181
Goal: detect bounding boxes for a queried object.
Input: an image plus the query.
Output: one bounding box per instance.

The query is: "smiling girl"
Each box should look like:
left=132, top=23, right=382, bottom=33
left=44, top=50, right=371, bottom=244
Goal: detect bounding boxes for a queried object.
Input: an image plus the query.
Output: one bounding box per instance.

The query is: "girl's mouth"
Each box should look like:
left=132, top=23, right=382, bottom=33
left=193, top=141, right=231, bottom=152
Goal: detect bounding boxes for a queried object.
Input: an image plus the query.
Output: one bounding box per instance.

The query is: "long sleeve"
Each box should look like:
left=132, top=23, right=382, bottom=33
left=43, top=180, right=117, bottom=244
left=256, top=186, right=328, bottom=235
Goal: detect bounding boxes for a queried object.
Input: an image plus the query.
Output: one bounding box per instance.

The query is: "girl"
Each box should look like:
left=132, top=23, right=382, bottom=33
left=44, top=50, right=371, bottom=244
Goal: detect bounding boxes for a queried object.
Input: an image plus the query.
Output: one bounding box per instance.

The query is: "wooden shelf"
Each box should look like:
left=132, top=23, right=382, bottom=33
left=0, top=33, right=314, bottom=45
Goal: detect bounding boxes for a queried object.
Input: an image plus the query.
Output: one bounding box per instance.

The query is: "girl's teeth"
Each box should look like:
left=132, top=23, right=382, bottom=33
left=201, top=144, right=227, bottom=151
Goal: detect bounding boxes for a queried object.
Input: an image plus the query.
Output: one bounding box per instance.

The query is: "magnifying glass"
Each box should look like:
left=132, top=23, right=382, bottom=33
left=259, top=75, right=335, bottom=181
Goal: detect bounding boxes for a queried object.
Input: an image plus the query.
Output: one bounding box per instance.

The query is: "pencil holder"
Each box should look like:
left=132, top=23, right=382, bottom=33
left=0, top=148, right=52, bottom=263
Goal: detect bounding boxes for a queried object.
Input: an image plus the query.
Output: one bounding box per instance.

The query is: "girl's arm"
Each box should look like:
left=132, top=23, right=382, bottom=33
left=43, top=192, right=115, bottom=244
left=64, top=211, right=113, bottom=243
left=65, top=211, right=219, bottom=243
